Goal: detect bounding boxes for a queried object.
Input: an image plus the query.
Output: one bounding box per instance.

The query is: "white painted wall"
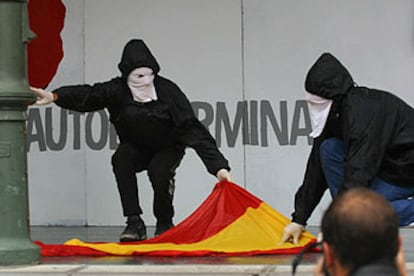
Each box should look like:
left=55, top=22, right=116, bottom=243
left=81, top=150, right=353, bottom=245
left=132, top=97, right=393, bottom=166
left=243, top=0, right=414, bottom=225
left=28, top=0, right=414, bottom=227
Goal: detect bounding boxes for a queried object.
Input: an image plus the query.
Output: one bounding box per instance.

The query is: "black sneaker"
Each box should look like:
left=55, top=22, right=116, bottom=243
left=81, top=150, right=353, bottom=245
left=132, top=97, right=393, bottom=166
left=120, top=216, right=147, bottom=242
left=155, top=221, right=174, bottom=236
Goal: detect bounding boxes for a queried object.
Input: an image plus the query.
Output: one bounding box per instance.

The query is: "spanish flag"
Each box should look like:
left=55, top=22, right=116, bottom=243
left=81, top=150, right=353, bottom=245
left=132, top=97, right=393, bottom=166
left=37, top=181, right=316, bottom=256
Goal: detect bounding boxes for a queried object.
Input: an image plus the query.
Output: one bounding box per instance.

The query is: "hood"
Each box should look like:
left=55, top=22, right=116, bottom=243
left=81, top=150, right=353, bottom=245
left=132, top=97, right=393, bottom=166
left=118, top=39, right=160, bottom=78
left=305, top=53, right=354, bottom=100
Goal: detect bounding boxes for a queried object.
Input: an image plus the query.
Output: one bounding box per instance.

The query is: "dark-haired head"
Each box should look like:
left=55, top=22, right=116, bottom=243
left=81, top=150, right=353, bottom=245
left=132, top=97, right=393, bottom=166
left=321, top=187, right=399, bottom=272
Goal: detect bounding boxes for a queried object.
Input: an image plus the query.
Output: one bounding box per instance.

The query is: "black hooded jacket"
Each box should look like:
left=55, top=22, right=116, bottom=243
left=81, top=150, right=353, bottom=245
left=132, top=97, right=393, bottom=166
left=292, top=53, right=414, bottom=225
left=52, top=39, right=229, bottom=176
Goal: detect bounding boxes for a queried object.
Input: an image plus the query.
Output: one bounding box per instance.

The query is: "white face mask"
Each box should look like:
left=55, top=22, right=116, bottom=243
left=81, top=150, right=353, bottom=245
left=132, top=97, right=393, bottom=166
left=127, top=67, right=157, bottom=102
left=305, top=92, right=333, bottom=138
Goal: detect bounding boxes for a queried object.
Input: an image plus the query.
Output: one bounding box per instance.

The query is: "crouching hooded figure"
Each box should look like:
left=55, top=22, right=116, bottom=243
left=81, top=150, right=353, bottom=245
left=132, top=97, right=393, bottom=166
left=281, top=53, right=414, bottom=245
left=31, top=39, right=232, bottom=242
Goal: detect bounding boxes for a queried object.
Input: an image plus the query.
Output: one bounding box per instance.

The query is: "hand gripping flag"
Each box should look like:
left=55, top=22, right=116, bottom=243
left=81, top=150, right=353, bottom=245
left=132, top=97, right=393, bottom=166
left=36, top=181, right=316, bottom=256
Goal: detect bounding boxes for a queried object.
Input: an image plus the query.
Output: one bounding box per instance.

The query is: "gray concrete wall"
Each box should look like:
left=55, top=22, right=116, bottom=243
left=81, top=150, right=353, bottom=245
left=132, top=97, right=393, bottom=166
left=27, top=0, right=414, bottom=226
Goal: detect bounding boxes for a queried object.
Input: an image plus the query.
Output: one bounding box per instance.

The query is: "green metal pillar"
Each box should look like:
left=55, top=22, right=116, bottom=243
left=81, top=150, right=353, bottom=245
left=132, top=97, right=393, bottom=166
left=0, top=0, right=40, bottom=265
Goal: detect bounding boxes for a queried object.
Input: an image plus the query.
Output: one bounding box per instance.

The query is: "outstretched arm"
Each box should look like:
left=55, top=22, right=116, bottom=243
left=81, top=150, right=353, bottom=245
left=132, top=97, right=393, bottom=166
left=30, top=79, right=121, bottom=112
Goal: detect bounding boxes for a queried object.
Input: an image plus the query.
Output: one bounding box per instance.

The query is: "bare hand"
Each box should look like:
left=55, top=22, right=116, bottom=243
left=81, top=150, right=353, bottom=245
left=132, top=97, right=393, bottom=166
left=30, top=87, right=55, bottom=105
left=280, top=222, right=305, bottom=244
left=216, top=168, right=232, bottom=182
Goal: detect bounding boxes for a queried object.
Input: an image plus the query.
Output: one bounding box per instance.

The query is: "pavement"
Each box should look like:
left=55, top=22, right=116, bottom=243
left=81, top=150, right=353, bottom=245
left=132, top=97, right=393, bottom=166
left=0, top=226, right=412, bottom=275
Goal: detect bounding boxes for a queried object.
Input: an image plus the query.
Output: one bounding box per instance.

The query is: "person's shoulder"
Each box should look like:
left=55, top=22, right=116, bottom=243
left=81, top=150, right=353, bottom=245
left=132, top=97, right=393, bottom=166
left=155, top=75, right=191, bottom=105
left=105, top=76, right=124, bottom=86
left=97, top=77, right=126, bottom=93
left=348, top=86, right=406, bottom=106
left=349, top=86, right=392, bottom=97
left=351, top=263, right=399, bottom=276
left=84, top=76, right=123, bottom=88
left=92, top=77, right=125, bottom=102
left=155, top=75, right=181, bottom=90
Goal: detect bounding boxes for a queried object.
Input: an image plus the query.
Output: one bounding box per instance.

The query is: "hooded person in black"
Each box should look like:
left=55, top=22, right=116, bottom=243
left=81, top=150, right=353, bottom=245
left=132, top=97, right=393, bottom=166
left=31, top=39, right=232, bottom=242
left=280, top=53, right=414, bottom=244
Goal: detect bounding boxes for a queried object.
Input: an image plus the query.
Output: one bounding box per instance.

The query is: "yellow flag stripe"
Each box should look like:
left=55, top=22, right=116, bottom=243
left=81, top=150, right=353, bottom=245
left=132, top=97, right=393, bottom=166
left=65, top=202, right=315, bottom=255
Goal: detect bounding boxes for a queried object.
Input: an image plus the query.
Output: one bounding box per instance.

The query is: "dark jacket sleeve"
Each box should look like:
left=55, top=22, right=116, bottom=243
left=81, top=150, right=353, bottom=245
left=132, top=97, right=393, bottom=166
left=159, top=78, right=230, bottom=176
left=290, top=99, right=343, bottom=226
left=179, top=118, right=230, bottom=175
left=291, top=136, right=328, bottom=225
left=52, top=78, right=121, bottom=112
left=340, top=88, right=398, bottom=191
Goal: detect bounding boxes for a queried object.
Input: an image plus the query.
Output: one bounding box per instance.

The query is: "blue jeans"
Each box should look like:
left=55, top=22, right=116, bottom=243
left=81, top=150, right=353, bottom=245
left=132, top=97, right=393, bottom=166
left=319, top=137, right=414, bottom=226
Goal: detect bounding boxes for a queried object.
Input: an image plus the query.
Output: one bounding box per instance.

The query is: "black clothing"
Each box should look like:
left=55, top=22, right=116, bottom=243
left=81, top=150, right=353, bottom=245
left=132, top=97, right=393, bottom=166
left=155, top=221, right=174, bottom=236
left=53, top=75, right=229, bottom=175
left=120, top=215, right=147, bottom=242
left=292, top=53, right=414, bottom=225
left=118, top=39, right=161, bottom=77
left=119, top=100, right=176, bottom=150
left=350, top=262, right=399, bottom=276
left=52, top=39, right=230, bottom=222
left=111, top=142, right=184, bottom=217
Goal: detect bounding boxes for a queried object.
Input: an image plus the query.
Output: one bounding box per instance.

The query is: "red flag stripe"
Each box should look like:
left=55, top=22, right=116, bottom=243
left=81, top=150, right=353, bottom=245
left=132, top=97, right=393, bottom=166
left=143, top=182, right=262, bottom=244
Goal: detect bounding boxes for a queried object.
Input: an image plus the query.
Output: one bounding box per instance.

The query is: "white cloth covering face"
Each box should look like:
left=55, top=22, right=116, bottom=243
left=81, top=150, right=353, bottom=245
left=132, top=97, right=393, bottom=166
left=305, top=92, right=333, bottom=138
left=127, top=67, right=157, bottom=102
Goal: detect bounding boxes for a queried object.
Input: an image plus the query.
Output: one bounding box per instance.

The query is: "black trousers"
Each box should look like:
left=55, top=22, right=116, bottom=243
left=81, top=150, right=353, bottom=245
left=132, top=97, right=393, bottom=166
left=111, top=142, right=185, bottom=223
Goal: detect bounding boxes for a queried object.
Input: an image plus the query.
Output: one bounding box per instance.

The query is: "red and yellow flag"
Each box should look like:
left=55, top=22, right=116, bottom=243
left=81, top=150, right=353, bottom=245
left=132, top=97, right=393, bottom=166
left=37, top=182, right=316, bottom=256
